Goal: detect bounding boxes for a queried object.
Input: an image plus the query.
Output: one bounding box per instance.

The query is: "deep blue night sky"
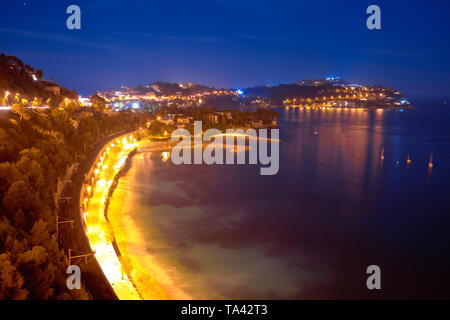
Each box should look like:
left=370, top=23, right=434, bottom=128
left=1, top=0, right=449, bottom=97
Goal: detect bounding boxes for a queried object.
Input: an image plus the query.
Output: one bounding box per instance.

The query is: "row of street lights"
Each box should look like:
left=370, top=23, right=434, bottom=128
left=81, top=134, right=136, bottom=231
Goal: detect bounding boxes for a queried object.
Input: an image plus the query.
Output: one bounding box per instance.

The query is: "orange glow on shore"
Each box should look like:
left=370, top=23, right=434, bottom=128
left=81, top=135, right=191, bottom=300
left=82, top=135, right=141, bottom=300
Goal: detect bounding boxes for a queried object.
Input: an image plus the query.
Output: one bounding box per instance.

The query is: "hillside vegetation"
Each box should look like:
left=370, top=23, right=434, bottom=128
left=0, top=56, right=150, bottom=299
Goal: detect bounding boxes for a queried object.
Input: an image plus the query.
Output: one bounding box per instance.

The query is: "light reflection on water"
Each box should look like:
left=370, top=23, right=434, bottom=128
left=111, top=101, right=450, bottom=299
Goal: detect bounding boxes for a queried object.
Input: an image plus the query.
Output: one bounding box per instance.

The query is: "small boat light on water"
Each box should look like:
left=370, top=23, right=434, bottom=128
left=407, top=154, right=412, bottom=166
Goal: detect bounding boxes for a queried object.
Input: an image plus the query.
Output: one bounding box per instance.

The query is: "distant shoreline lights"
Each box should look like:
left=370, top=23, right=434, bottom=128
left=171, top=121, right=280, bottom=175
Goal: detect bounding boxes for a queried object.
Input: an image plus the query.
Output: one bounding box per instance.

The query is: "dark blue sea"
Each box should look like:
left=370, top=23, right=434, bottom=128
left=112, top=98, right=450, bottom=299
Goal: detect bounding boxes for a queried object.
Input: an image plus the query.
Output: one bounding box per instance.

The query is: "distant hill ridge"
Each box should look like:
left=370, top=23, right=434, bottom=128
left=108, top=77, right=404, bottom=99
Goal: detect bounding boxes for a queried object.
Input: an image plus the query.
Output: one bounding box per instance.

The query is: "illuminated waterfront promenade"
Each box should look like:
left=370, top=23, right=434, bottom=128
left=81, top=135, right=141, bottom=300
left=79, top=136, right=190, bottom=300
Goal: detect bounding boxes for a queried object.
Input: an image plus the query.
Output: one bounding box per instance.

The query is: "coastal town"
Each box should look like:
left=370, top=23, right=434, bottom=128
left=93, top=76, right=411, bottom=111
left=1, top=52, right=410, bottom=114
left=1, top=0, right=450, bottom=307
left=0, top=54, right=418, bottom=301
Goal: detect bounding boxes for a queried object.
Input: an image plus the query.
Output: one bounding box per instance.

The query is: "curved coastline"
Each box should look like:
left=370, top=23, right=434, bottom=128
left=104, top=140, right=193, bottom=300
left=58, top=131, right=134, bottom=300
left=84, top=135, right=279, bottom=299
left=101, top=135, right=283, bottom=299
left=77, top=137, right=178, bottom=300
left=102, top=148, right=144, bottom=299
left=77, top=132, right=141, bottom=299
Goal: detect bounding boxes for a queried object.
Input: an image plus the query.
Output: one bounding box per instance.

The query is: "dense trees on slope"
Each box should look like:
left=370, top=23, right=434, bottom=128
left=0, top=99, right=149, bottom=299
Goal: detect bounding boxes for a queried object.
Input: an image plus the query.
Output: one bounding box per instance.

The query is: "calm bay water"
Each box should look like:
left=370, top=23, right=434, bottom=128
left=112, top=99, right=450, bottom=299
